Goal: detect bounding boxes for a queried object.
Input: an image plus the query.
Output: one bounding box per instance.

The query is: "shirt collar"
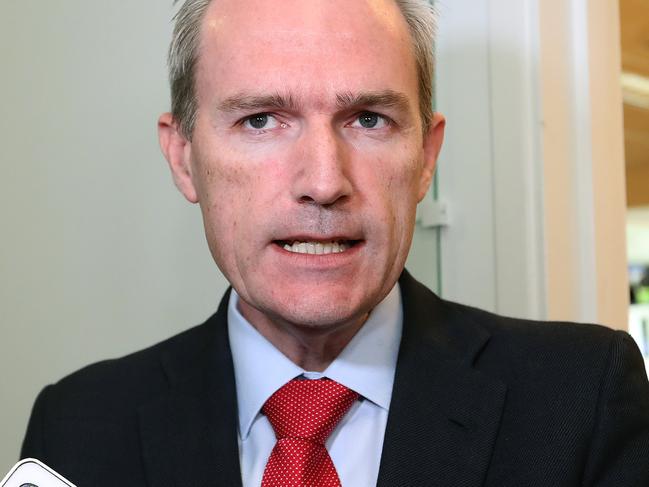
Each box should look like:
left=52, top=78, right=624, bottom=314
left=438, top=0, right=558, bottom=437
left=227, top=284, right=403, bottom=440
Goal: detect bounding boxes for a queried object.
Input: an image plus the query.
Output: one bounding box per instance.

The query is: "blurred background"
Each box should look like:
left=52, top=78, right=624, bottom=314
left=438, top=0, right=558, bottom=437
left=622, top=0, right=649, bottom=366
left=1, top=0, right=648, bottom=474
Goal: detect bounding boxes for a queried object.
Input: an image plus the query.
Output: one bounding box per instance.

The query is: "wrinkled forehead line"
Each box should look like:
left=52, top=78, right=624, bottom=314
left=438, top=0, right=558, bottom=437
left=197, top=0, right=415, bottom=61
left=192, top=0, right=421, bottom=119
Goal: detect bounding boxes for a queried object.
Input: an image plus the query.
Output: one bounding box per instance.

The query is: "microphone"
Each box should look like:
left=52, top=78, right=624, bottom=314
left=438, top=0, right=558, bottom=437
left=1, top=459, right=75, bottom=487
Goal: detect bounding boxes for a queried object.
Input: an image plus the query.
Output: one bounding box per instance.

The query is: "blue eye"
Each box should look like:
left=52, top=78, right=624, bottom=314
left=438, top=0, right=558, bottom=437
left=248, top=114, right=269, bottom=129
left=242, top=113, right=281, bottom=131
left=359, top=113, right=379, bottom=128
left=351, top=112, right=389, bottom=129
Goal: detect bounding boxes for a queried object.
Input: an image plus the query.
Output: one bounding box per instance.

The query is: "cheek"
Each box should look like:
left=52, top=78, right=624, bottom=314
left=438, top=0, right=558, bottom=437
left=193, top=150, right=285, bottom=245
left=191, top=156, right=250, bottom=248
left=357, top=152, right=421, bottom=257
left=365, top=151, right=422, bottom=209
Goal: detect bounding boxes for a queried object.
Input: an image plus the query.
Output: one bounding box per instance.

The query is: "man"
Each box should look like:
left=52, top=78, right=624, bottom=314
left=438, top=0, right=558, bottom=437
left=21, top=0, right=649, bottom=486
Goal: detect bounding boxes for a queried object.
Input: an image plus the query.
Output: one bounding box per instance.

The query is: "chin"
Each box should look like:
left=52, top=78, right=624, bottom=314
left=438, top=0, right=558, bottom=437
left=270, top=291, right=375, bottom=329
left=287, top=308, right=360, bottom=330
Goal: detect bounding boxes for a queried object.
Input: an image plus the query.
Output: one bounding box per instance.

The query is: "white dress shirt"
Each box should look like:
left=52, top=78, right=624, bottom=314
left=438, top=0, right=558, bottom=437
left=227, top=284, right=403, bottom=487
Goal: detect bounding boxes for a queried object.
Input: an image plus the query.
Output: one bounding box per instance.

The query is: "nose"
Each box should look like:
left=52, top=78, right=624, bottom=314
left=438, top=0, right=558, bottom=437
left=291, top=123, right=353, bottom=207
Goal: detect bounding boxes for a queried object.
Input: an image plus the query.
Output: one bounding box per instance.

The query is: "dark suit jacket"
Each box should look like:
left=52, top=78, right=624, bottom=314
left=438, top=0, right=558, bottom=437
left=21, top=272, right=649, bottom=486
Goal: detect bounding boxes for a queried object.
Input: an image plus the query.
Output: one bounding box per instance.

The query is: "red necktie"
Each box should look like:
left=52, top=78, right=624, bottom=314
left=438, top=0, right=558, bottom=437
left=261, top=378, right=359, bottom=487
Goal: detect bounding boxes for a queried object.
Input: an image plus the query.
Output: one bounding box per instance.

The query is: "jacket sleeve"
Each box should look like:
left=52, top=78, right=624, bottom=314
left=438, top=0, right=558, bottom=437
left=20, top=385, right=52, bottom=461
left=581, top=331, right=649, bottom=486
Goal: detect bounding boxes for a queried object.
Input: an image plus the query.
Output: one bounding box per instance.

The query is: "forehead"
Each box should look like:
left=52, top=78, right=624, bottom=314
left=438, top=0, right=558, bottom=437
left=195, top=0, right=418, bottom=107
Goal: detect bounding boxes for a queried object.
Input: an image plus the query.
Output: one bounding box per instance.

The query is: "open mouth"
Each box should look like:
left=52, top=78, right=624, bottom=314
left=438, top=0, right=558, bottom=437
left=274, top=239, right=362, bottom=255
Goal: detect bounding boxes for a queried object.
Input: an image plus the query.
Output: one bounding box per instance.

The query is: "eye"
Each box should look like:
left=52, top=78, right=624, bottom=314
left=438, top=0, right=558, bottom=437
left=351, top=111, right=390, bottom=129
left=242, top=113, right=280, bottom=130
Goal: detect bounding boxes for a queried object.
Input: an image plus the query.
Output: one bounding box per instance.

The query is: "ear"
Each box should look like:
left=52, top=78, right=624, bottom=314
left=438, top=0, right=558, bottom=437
left=417, top=112, right=446, bottom=201
left=158, top=112, right=199, bottom=203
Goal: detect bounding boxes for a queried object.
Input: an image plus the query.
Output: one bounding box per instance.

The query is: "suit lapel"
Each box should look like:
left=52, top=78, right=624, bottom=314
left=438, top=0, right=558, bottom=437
left=135, top=273, right=506, bottom=486
left=377, top=272, right=507, bottom=487
left=138, top=290, right=243, bottom=487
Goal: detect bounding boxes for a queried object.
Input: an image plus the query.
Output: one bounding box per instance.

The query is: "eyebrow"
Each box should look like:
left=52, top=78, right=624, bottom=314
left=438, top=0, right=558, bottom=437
left=335, top=90, right=411, bottom=113
left=216, top=89, right=411, bottom=114
left=217, top=93, right=301, bottom=113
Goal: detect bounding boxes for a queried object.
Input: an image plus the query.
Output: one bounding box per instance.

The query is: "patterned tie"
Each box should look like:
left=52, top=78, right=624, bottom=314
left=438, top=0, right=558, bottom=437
left=261, top=378, right=359, bottom=487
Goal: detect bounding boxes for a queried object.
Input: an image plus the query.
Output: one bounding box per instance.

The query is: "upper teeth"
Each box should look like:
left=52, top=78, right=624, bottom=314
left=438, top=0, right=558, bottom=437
left=283, top=241, right=349, bottom=254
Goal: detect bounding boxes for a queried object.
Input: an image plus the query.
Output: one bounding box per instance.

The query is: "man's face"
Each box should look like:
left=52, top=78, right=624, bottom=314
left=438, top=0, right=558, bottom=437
left=163, top=0, right=444, bottom=332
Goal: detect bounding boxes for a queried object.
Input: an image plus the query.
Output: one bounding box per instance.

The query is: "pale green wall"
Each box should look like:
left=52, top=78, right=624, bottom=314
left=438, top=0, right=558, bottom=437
left=0, top=1, right=230, bottom=471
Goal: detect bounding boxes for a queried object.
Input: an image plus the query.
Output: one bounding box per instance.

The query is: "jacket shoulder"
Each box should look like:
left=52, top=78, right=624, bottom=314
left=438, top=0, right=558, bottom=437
left=42, top=319, right=214, bottom=418
left=448, top=298, right=621, bottom=346
left=441, top=298, right=642, bottom=388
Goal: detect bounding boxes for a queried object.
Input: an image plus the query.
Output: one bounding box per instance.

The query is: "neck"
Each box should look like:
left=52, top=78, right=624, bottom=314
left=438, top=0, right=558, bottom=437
left=237, top=298, right=368, bottom=372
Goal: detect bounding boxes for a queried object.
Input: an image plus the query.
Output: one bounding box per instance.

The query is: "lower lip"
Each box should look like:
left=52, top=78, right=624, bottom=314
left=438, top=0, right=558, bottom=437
left=271, top=241, right=365, bottom=268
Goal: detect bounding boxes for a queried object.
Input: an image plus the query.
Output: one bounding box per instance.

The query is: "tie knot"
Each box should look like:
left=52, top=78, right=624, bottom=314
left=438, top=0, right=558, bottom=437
left=262, top=378, right=359, bottom=444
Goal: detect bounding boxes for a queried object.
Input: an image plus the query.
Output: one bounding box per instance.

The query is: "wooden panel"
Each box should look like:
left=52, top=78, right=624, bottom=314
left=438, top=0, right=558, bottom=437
left=620, top=0, right=649, bottom=204
left=627, top=163, right=649, bottom=206
left=620, top=0, right=649, bottom=77
left=624, top=104, right=649, bottom=168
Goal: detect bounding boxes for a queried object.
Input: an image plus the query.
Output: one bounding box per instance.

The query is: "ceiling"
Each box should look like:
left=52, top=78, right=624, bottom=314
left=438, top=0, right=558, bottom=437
left=620, top=0, right=649, bottom=206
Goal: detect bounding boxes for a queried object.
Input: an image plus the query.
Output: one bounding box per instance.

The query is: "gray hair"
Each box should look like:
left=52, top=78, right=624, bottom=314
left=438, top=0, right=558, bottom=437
left=168, top=0, right=437, bottom=139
